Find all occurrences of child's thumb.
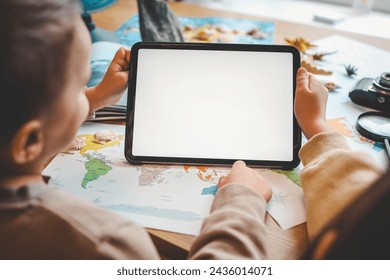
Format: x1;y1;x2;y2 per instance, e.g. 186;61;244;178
296;67;309;91
218;176;227;188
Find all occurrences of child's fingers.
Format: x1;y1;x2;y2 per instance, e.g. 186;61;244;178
232;160;246;169
218;176;227;187
125;48;131;63
112;47;130;71
296;67;309;93
228;160;247;177
219;161;247;187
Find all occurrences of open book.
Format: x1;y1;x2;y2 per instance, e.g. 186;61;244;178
87;41;128;121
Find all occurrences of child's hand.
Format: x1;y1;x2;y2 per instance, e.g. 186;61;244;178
218;161;272;202
86;47;131;112
294;67;332;139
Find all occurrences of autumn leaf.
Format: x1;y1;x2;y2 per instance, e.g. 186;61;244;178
312;51;337;61
285;37;317;53
302;60;332;75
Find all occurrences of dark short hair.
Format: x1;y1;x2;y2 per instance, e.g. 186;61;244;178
0;0;81;145
304;168;390;259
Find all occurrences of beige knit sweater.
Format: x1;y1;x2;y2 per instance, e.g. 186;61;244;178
299;132;384;239
0;181;268;259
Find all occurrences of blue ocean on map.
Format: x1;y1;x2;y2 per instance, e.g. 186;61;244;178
115;15;274;47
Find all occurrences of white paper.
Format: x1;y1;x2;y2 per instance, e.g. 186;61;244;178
262;170;306;230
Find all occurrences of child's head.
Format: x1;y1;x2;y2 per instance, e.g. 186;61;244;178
0;0;91;176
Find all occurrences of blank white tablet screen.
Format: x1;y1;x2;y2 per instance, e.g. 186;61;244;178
132;49;293;161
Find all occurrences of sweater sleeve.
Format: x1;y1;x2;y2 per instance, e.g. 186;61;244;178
188;184;268;260
299;132;384;239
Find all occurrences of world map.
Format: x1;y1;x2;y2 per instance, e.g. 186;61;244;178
73;133;220;198
43;123;306;234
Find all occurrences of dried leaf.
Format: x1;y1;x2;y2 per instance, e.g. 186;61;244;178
311;51;337;61
323;82;341;92
285;37;317;53
246;28;268;39
302;60;332;75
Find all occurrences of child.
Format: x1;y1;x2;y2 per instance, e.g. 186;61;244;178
202;68;388;260
293;67;387;259
202;68;388;259
2;0;385;261
0;0;272;259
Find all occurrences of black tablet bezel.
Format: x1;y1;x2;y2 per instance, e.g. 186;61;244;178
125;42;301;169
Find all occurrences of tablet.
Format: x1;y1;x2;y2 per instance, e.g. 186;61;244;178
125;42;301;169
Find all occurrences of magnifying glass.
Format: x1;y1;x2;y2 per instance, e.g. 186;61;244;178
356;112;390;161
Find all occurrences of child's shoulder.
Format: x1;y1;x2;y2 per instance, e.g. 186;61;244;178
0;183;159;259
33;182;147;238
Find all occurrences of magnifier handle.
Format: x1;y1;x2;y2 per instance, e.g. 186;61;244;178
385;139;390;164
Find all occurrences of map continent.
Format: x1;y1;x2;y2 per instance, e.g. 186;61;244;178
79;134;124;155
72;133;124;188
82;157;112;188
139;165;169;186
327;117;383;152
201;185;218;196
273;170;301;187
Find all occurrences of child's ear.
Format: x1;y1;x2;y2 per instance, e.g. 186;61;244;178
11;120;44;165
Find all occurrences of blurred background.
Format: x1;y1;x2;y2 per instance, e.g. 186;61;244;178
85;0;389;50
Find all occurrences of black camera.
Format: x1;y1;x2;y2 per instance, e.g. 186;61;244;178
349;72;390;115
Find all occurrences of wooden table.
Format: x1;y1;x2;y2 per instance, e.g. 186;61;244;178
91;0;309;259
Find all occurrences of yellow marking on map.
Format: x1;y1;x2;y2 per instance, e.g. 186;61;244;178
79;134;124;155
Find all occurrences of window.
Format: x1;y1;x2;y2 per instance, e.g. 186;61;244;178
304;0;390;13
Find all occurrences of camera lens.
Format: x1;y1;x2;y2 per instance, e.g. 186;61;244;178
379;72;390;88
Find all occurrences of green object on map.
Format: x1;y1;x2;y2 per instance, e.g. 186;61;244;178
273;169;301;187
82;158;113;188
